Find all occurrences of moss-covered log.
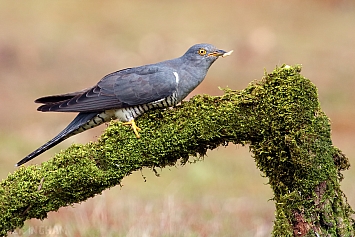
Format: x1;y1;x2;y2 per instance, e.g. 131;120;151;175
0;65;354;236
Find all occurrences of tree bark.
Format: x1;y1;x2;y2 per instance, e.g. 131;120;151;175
0;65;353;236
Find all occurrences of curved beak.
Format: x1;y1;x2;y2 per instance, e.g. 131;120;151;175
208;49;233;58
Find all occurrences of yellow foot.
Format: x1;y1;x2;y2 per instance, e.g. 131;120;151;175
122;119;141;138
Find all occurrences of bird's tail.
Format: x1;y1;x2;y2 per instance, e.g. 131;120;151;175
16;112;99;167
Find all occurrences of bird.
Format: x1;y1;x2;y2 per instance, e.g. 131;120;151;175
16;43;232;166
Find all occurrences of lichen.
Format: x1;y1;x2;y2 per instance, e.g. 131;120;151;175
0;65;353;236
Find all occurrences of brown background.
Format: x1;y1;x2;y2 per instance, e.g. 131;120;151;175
1;1;354;236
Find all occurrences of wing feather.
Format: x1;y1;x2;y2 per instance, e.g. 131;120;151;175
34;90;87;104
37;65;178;112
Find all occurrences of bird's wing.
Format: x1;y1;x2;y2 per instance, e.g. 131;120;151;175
37;66;178;112
35;89;87;104
112;66;177;105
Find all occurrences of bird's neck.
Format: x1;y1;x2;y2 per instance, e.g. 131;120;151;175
175;63;211;100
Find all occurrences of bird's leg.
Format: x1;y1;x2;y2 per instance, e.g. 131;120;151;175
122;119;141;138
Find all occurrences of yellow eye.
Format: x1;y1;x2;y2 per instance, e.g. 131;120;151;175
198;48;207;56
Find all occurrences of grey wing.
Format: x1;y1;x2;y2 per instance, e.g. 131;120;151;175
37;66;178;112
35;89;88;104
112;67;177;106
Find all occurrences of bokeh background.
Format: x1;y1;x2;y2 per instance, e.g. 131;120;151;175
1;1;355;236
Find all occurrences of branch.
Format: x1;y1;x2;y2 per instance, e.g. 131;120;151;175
1;65;354;236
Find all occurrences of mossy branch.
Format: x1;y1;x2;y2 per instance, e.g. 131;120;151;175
1;65;354;236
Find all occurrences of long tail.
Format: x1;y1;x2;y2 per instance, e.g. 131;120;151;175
16;112;99;167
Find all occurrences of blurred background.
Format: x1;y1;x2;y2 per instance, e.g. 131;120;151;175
1;0;354;236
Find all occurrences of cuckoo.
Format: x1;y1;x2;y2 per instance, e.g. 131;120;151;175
16;43;232;166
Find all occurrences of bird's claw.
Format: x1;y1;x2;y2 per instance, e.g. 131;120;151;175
122;120;141;138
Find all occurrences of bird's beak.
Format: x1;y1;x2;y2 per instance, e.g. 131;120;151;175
208;49;233;58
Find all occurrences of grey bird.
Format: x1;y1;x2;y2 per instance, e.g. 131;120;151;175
16;43;232;166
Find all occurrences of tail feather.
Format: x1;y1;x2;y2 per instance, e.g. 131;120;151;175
16;112;98;166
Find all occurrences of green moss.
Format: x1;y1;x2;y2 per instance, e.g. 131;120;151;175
0;65;353;236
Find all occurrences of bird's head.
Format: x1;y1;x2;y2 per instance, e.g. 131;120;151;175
181;43;232;68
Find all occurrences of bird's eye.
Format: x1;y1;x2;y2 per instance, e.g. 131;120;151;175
198;48;207;56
